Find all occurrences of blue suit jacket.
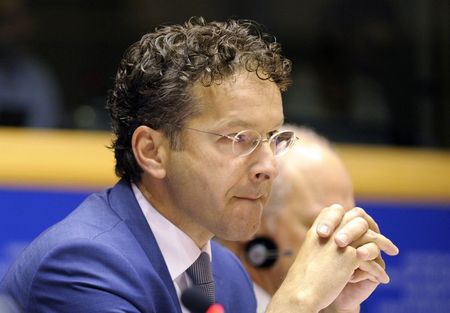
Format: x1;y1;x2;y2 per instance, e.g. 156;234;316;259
0;180;256;312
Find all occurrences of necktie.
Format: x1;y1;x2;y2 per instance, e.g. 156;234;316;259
186;252;215;305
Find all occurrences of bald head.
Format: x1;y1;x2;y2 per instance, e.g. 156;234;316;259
265;127;354;229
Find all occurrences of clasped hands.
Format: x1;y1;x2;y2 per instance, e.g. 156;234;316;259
267;204;399;313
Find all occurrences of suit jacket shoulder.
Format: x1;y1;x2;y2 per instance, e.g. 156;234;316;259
0;180;256;313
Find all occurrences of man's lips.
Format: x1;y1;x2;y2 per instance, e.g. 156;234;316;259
235;195;264;201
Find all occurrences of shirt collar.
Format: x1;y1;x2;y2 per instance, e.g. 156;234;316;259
132;183;212;280
253;283;271;313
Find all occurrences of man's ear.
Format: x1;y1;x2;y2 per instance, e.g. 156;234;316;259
132;125;168;179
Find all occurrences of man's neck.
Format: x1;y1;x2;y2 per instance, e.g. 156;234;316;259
136;179;213;248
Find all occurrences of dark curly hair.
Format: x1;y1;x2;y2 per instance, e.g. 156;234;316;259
107;16;292;183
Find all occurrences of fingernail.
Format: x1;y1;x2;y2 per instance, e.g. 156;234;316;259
379;274;390;284
336;233;349;246
387;245;399;256
318;224;330;235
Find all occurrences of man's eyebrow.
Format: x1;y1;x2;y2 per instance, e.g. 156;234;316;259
212;118;285;131
211;119;254;130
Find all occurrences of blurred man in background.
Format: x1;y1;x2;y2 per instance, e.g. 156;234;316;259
223;125;360;312
0;0;62;127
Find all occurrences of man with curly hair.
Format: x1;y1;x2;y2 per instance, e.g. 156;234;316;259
1;17;398;313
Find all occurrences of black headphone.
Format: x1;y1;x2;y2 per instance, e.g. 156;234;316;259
244;236;293;268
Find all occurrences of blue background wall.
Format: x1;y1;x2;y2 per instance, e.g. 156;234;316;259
360;200;450;313
0;187;89;276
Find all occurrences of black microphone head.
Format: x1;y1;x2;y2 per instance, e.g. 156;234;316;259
181;286;211;313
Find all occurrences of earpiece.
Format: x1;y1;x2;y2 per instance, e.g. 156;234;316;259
244;236;293;268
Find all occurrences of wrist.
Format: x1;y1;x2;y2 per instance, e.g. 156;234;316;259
266;288;320;313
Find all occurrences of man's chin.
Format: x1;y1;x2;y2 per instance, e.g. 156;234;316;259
222;221;261;242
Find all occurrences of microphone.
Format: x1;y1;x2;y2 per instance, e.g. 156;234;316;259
181;286;225;313
245;236;293;268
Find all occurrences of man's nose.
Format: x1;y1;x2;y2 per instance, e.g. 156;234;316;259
249;141;279;183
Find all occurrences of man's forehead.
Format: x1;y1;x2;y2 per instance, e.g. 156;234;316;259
199;107;284;133
192;73;278;97
188;72;284;130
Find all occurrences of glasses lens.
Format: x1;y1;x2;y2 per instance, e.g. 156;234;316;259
232;130;261;156
271;131;296;156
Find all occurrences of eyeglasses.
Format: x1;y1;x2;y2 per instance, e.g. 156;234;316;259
183;127;299;157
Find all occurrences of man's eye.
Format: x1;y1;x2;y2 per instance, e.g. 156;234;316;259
268;130;278;138
233;133;248;143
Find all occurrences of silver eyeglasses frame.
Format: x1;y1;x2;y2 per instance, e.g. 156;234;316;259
182;126;299;157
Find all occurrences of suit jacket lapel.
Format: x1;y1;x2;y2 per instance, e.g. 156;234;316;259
108;179;181;313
